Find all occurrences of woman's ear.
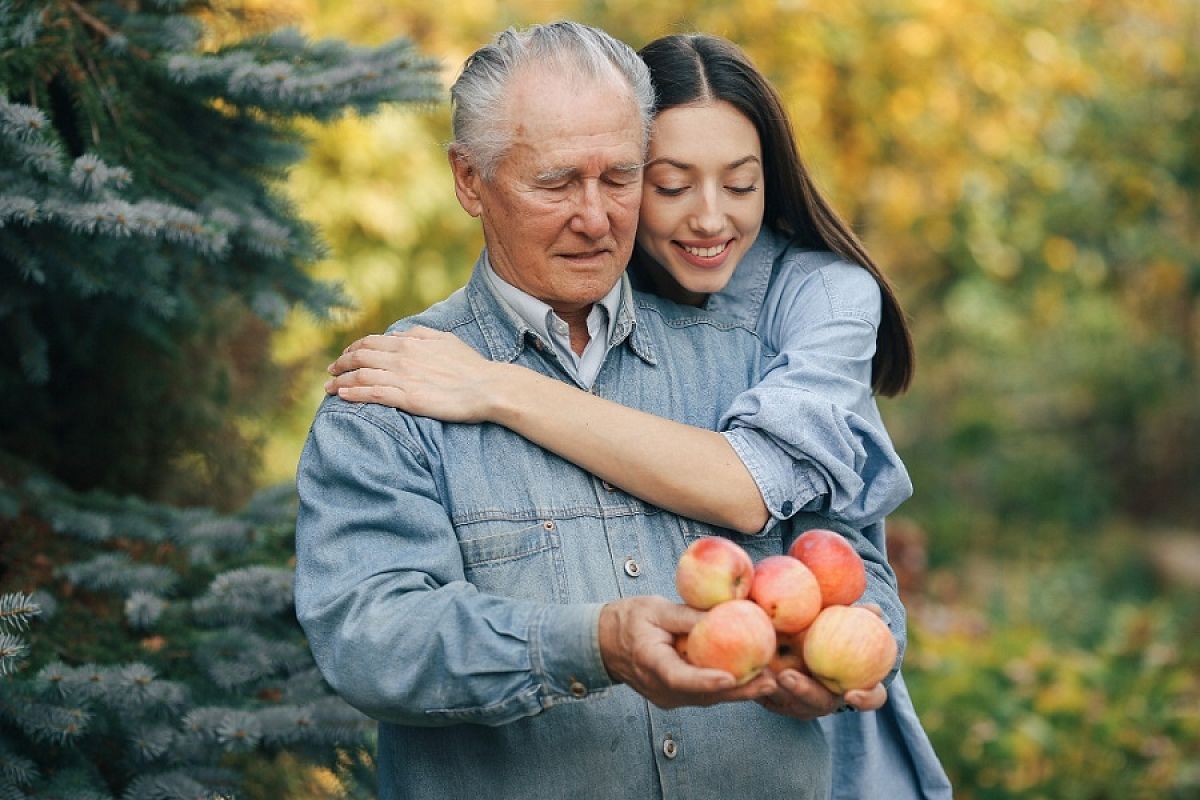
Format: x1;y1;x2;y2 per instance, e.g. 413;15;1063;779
448;147;483;218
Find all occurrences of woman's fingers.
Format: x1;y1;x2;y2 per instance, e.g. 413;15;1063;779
844;683;888;711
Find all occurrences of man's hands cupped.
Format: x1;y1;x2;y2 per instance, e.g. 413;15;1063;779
597;595;888;717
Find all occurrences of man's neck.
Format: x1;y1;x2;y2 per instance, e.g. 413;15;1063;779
553;305;593;355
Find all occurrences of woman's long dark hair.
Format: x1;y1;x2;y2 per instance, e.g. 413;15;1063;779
636;34;913;396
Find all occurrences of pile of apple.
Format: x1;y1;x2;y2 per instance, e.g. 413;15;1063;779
674;529;897;693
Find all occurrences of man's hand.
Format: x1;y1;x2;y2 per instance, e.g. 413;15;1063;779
598;596;776;709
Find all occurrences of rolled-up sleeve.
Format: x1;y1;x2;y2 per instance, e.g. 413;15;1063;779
720;260;912;531
294;401;611;727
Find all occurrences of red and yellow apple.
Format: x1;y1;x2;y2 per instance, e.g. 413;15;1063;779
802;605;897;693
675;536;754;610
748;555;822;633
682;599;777;685
788;529;867;607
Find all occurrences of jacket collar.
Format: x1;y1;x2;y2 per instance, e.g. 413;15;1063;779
703;226;789;327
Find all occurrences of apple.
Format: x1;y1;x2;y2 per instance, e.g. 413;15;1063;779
683;599;777;685
748;555;822;633
788;529;867;607
675;536;755;610
767;629;808;675
673;632;690;662
802;605;897;693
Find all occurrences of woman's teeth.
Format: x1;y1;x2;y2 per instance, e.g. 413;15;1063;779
682;242;728;258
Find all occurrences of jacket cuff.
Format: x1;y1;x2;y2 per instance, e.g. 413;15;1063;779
723;426;822;534
530;603;612;705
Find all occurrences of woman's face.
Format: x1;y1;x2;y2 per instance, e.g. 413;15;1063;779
636;100;765;305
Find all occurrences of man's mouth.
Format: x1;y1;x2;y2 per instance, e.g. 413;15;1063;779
560;249;609;260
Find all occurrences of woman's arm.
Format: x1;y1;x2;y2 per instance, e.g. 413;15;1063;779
327;327;770;533
718;258;912;529
327;256;910;534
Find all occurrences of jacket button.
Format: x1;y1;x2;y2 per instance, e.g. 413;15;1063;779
569;680;587;699
781;500;794;516
662;736;678;759
623;558;641;578
543;520;556;531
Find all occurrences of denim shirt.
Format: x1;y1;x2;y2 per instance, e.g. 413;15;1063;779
295;254;905;800
707;228;952;799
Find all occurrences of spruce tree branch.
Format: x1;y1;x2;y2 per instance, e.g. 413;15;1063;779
77;46;122;145
65;0;151;60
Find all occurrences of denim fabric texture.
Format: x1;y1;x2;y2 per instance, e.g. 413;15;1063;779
707;227;953;799
295;254;905;800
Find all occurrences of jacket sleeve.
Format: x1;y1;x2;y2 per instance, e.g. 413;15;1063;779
293;400;611;727
720;259;913;530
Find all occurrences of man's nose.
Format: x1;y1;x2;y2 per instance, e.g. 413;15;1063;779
569;181;611;239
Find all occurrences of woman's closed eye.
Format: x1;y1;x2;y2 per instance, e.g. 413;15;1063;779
653;183;759;197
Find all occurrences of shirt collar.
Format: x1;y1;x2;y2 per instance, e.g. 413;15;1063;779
483;256;623;356
465;250;657;367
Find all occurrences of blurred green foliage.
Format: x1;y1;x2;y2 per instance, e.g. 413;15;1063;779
905;530;1200;798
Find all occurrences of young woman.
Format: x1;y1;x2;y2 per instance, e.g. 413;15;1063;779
326;33;950;799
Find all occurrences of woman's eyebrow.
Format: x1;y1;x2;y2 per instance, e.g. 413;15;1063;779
644;155;761;170
644;157;692;170
727;155;761;169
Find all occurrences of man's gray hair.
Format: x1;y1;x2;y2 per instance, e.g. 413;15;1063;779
450;21;654;179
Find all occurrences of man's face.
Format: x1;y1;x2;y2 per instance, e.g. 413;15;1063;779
451;67;644;317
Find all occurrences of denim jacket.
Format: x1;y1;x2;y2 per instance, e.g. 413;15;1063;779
708;228;952;799
295;255;905;800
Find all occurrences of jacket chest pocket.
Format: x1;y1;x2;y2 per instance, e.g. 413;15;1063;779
456;518;570;604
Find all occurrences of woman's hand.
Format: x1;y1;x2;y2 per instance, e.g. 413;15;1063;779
325;326;503;422
756;602;890;719
756;670;887;720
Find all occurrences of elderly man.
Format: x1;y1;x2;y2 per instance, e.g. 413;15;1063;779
295;21;902;799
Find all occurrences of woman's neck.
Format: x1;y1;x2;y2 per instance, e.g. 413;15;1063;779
635;255;709;308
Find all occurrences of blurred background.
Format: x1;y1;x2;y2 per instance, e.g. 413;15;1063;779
1;0;1197;797
277;3;1200;792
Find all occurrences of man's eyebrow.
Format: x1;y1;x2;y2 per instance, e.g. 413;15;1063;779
534;166;577;183
535;162;644;183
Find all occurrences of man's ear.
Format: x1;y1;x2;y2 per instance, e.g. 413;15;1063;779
449;147;483;218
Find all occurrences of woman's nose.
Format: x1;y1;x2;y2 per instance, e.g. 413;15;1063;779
690;189;725;234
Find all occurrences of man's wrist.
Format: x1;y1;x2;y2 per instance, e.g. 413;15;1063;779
597;602;625;685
